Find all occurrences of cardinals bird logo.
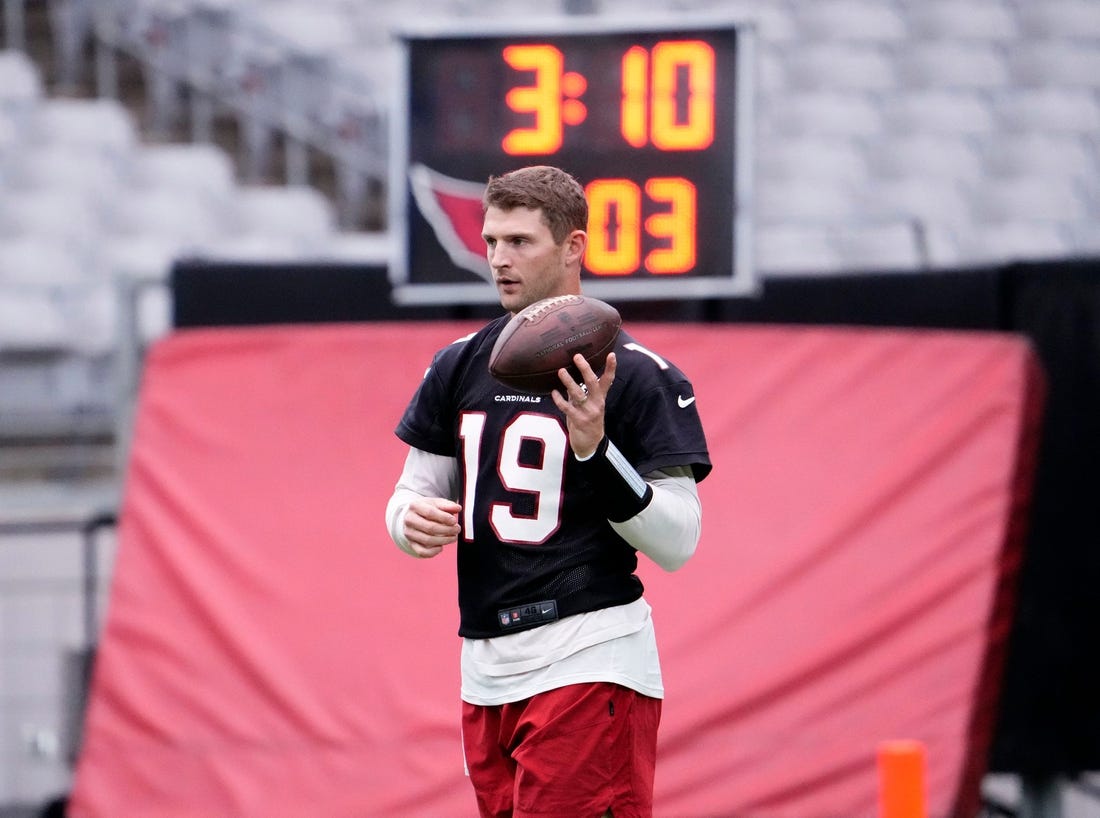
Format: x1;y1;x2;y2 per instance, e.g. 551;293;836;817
408;163;490;281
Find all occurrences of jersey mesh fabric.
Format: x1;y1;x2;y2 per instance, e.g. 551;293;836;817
395;319;710;638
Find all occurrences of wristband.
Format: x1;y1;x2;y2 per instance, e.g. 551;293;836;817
576;437;654;523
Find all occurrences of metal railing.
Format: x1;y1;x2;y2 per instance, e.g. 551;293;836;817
0;508;117;781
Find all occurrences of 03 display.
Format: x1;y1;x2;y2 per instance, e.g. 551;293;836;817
388;17;755;304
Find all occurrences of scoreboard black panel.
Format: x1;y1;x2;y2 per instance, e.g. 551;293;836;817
388;17;756;304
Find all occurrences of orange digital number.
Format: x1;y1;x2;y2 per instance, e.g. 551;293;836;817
620;46;649;149
644;177;697;272
502;45;565;155
651;40;714;150
584;177;696;276
619;40;715;151
585;179;641;275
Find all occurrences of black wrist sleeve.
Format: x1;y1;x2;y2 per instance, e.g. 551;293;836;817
575;437;654;523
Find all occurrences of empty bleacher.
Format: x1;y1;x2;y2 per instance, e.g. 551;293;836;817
6;0;1098;295
0;51;347;479
0;1;1094;507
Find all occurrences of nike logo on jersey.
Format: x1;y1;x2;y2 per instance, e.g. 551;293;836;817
677;395;696;408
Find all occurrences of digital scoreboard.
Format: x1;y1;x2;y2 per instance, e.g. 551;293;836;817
388;17;755;304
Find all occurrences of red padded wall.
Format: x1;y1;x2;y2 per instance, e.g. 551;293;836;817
70;323;1042;817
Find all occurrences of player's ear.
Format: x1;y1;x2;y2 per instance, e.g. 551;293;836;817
564;229;587;264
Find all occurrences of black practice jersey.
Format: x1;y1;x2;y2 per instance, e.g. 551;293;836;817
395;315;712;638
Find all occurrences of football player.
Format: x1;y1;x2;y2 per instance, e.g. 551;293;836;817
386;165;711;818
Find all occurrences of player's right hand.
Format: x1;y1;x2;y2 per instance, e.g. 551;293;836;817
403;498;462;558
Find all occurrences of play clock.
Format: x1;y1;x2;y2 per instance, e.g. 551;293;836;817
389;16;756;304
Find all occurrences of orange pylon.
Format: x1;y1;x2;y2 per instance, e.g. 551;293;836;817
877;739;928;818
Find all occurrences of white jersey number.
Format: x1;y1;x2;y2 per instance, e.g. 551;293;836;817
458;412;568;545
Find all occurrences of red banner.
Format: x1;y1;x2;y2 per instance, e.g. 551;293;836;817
70;323;1043;817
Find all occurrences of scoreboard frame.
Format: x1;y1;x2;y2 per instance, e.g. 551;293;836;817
387;15;757;304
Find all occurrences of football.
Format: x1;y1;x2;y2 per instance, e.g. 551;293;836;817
489;294;622;394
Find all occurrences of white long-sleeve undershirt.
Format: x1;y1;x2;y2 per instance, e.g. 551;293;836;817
385;445;702;571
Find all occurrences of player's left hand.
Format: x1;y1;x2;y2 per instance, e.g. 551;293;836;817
552;351;616;459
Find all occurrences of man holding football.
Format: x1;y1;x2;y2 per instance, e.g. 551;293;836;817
385;165;710;818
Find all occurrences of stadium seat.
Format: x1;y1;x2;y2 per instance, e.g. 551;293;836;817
0;237;91;286
57;281;118;355
757;136;869;184
346;0;407;52
895;41;1010;89
2;144;126;198
859;175;973;225
954;221;1074;265
993;88;1100;132
977;133;1098;181
1015;0;1100;38
865;134;984;182
760;90;884;136
0;47;40;94
757;178;863;223
0;235;108;356
755;224;842;275
0;290;72;351
0;189;103;254
103;187;233;247
195;233;322;261
789;0;907;42
320;230;391;263
880;90;997;134
778;42;897;91
968;175;1089;223
754;43;788;94
0;110;18;157
903;0;1018;40
0;48;42;127
833;221;925;272
28;97;137;158
127;142;237;198
727;0;798;43
231;185;336;246
261;1;356;55
98;234;187;283
1064;222;1100;256
1008;41;1100;88
624;0;794;42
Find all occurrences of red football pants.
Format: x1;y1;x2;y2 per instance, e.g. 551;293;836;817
461;682;661;818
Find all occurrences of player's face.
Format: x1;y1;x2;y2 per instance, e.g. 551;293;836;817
483;206;584;314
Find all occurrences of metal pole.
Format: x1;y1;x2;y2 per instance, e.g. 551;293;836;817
81;511;118;647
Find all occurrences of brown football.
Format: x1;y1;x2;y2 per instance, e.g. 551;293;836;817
489;294;622;394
